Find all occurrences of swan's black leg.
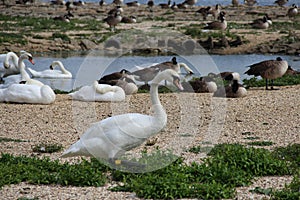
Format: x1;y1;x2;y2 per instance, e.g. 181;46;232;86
0;77;4;84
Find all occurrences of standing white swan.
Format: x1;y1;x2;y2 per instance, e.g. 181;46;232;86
61;69;184;167
0;52;56;104
69;81;126;102
28;60;72;78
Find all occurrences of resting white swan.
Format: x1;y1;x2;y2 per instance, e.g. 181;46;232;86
69;81;126;102
61;69;184;167
28;61;72;78
0;52;25;81
0;53;56;104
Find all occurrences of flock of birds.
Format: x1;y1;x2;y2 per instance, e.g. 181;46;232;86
0;48;298;167
1;0;299;166
47;0;299;32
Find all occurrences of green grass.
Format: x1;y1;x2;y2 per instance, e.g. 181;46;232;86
247;141;274;146
0;137;28;143
32;143;63;153
243;75;300;88
0;143;298;199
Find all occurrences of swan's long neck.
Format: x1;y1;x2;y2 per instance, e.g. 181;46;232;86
18;55;31;81
179;63;193;74
4;52;21;69
150;74;167;120
55;61;69;74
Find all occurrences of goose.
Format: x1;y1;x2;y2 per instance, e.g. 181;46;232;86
27;61;72;79
244;0;257;6
99;0;106;6
113;0;123;6
287;4;298;19
98;69;130;82
285;65;300;76
251;15;272;29
196;6;212;20
0;53;55;104
159;0;171;9
69;81;126;102
183;76;217;93
98;78;138;95
203;13;227;30
209;71;241;81
121;15;137;23
108;6;123;15
183;0;197;6
128;67;160;85
232;0;239;7
213;79;247;98
103;11;122;32
207;4;221;20
126;1;139;7
274;0;288;7
244;57;288;90
61;69;184;168
53;14;71;22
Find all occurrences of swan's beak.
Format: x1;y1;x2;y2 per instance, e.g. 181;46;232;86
173;78;184;91
28;57;35;65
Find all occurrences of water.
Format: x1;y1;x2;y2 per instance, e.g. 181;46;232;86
40;0;299;7
12;54;299;91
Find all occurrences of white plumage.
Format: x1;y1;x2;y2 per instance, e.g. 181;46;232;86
69;81;126;102
61;69;184;164
28;60;72;79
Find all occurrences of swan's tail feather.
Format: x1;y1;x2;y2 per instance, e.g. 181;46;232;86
60;140;90;158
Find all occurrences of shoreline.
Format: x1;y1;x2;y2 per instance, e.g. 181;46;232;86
0;2;299;55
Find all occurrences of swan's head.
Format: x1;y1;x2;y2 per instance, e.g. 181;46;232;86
179;62;194;74
50;61;62;70
153;69;184;91
20;52;35;65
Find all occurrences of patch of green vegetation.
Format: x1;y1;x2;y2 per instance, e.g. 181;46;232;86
32;143;63;153
241;131;254;135
228;22;250;29
111;144;293;199
53;89;72;94
244;136;260;140
0;154;108;188
271;172;300;200
243;75;300;88
52;32;70;42
188;145;213;154
250;186;273;195
0;137;27;143
0;143;298;199
268;21;300;32
247;141;274;146
0;32;27;45
271;143;300;170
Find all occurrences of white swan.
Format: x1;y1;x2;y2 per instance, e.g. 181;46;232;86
0;52;25;81
69;81;126;102
178;62;194;74
28;61;72;79
61;69;184;166
0;53;56;104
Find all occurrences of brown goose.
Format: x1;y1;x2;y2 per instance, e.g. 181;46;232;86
287;4;298;19
213;79;247;98
209;71;241;81
274;0;288;7
103;11;122;32
128;67;160;85
113;0;123;6
159;0;171;9
126;0;140;6
244;57;288;90
183;0;197;6
98;69;130;82
196;6;212;20
150;57;179;72
251;15;272;29
121;15;137;23
203;13;227;30
244;0;257;6
232;0;239;7
183;76;217;93
207;4;221;20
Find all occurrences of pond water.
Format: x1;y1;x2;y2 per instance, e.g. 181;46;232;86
14;53;300;91
41;0;299;7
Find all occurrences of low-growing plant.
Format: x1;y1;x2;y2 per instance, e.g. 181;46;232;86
271;172;300;200
0;137;28;143
32;143;63;153
243;75;300;88
247;141;274;146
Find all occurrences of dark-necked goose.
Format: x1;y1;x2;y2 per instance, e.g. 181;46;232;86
128;67;160;85
98;69;130;82
274;0;288;7
203;12;227;30
232;0;239;7
251;15;271;29
150;57;179;72
159;0;171;9
103;11;122;32
113;0;123;6
121;15;137;23
183;76;217;93
213;79;247;98
208;4;221;20
244;0;257;6
183;0;197;7
126;0;140;7
244;57;288;90
287;4;298;19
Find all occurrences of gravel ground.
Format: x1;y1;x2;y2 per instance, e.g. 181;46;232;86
0;85;299;199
